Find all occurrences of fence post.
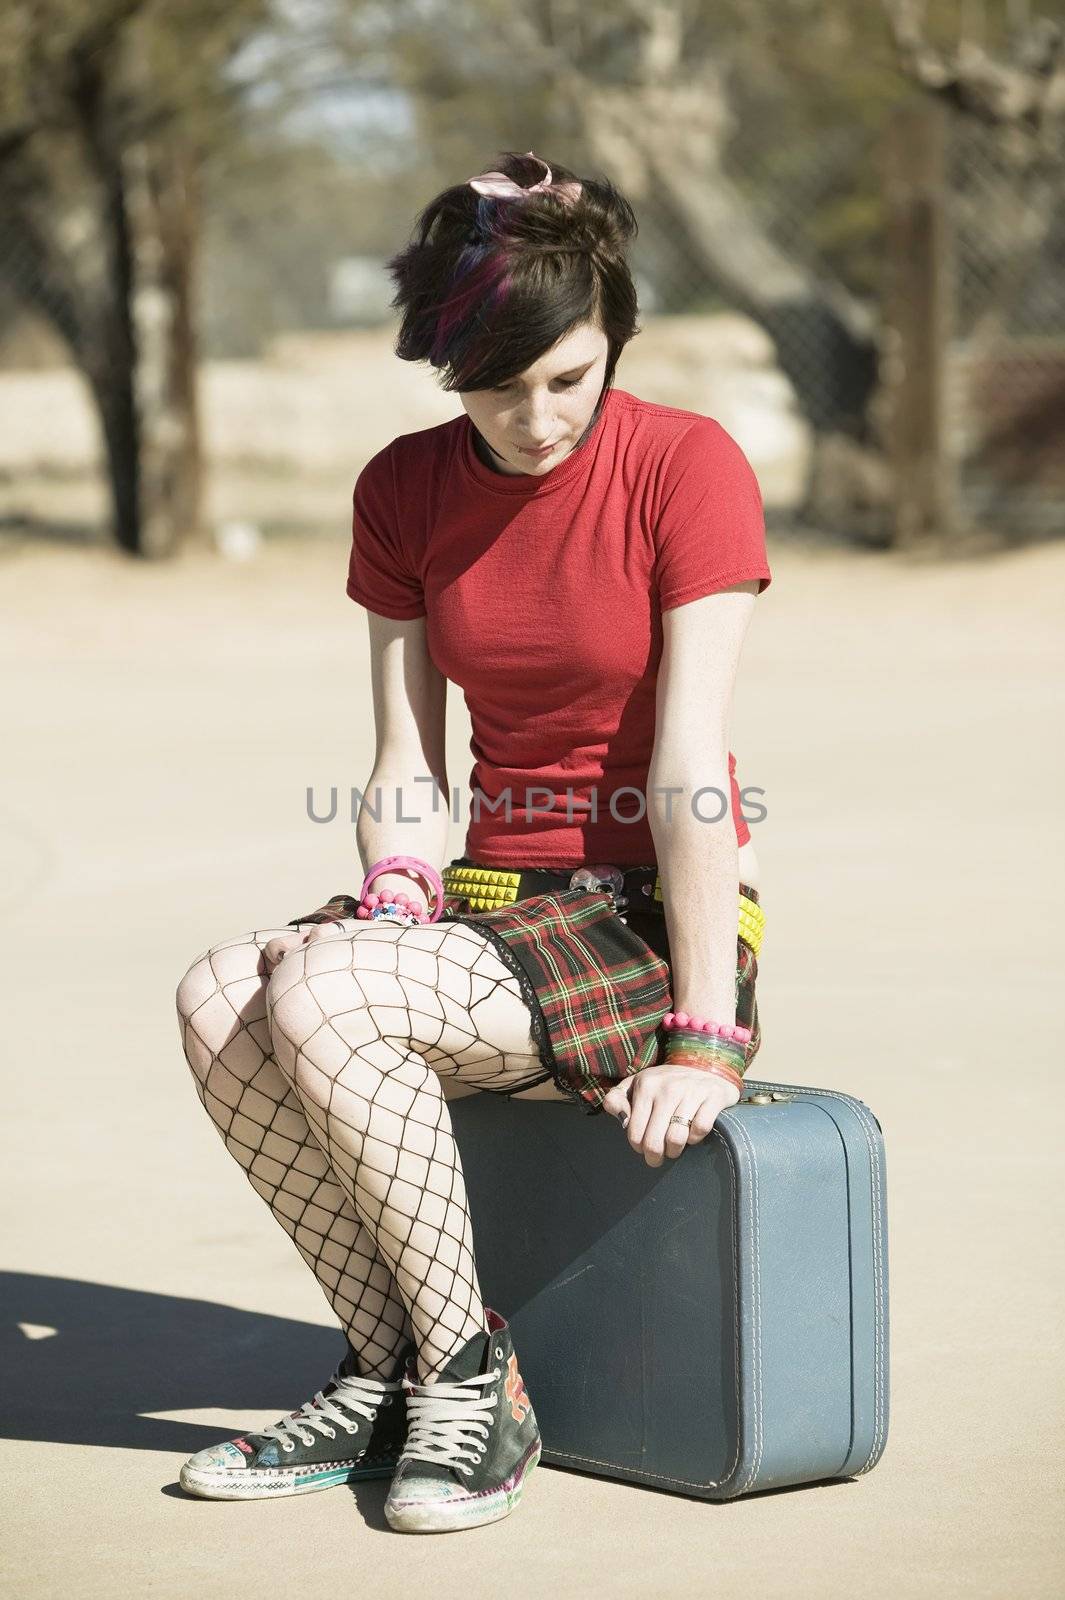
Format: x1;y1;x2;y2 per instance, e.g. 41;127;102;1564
882;97;957;549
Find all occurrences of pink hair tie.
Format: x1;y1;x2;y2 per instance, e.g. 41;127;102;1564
467;150;582;208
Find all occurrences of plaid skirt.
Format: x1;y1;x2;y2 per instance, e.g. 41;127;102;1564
439;876;762;1117
288;863;762;1118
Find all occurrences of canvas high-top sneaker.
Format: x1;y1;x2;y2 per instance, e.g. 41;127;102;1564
384;1308;541;1534
179;1340;413;1501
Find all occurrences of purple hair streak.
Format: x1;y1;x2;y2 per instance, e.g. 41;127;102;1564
430;236;513;370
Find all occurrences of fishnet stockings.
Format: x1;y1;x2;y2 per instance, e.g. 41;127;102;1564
176;917;549;1383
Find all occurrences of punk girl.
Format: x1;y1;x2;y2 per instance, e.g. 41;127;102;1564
174;149;771;1534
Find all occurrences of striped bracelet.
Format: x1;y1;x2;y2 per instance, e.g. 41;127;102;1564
666;1058;745;1094
662;1026;747;1086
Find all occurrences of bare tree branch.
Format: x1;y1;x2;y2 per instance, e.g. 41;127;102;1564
883;0;1065;147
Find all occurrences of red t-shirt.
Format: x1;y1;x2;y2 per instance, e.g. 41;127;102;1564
346;385;771;867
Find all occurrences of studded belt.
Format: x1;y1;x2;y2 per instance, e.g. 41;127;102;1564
441;860;765;957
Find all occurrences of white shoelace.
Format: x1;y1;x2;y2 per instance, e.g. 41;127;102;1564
401;1370;501;1475
258;1369;395;1452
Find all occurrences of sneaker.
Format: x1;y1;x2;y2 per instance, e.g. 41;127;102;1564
179;1340;413;1501
384;1308;542;1534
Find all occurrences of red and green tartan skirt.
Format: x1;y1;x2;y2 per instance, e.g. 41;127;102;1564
438;877;762;1117
288;863;763;1118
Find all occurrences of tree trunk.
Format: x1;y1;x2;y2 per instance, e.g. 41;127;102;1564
0;102;204;554
648;153;890;539
86;354;141;553
577;80;893;541
68;48;146;554
126;135;206;556
881;98;958;549
92;148;141;553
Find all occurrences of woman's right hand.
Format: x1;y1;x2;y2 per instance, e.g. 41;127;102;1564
265;872;433;972
263;918;362;973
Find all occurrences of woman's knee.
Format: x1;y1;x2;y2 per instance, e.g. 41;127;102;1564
175;931;264;1022
265;946;425;1104
175;947;216;1024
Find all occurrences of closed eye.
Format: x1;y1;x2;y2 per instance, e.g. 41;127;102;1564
493;375;583;393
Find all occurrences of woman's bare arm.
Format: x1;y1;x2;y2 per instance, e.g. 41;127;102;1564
646;579;759;1026
285;612;449;930
358;611;450;899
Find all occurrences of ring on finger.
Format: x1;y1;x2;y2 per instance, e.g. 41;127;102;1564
668;1114;693;1128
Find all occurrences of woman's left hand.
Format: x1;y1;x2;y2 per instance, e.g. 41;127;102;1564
600;1065;741;1168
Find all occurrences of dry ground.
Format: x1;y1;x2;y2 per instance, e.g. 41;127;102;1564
0;518;1063;1598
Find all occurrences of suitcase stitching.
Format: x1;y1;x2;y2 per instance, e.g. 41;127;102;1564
742;1079;887;1475
713;1130;747;1492
729;1117;765;1495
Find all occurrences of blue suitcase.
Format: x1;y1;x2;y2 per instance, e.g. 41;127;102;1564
450;1075;889;1499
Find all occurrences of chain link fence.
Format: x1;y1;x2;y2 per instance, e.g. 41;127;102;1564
948;116;1065;538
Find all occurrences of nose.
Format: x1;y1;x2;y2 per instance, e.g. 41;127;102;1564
515;393;556;445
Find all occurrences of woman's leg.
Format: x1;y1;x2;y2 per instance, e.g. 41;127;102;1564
175;926;416;1379
265;917;549;1384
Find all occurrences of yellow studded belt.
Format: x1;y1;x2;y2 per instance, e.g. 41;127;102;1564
441;862;765;957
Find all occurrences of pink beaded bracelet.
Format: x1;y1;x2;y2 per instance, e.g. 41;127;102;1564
358;855;444;924
662;1011;752;1044
356;890;430;925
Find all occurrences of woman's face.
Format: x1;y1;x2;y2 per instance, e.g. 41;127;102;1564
458;321;610;477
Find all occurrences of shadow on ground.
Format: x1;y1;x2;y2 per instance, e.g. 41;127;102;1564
1;1272;353;1455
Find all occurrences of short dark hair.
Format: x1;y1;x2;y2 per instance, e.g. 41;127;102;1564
386;150;640;393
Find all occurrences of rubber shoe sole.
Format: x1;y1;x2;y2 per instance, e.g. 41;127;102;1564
179;1446;400;1501
384;1439;541;1533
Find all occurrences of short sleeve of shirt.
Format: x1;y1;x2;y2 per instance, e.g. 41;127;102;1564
345;446;426;620
654;417;772;611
